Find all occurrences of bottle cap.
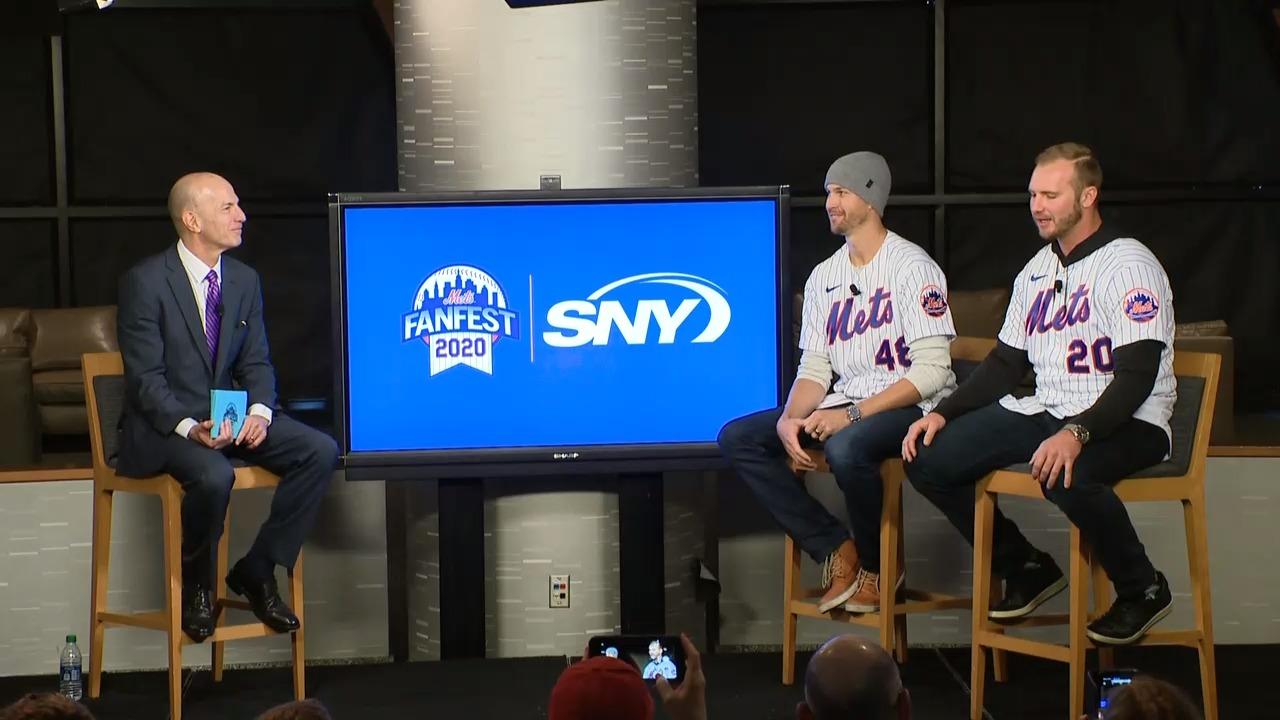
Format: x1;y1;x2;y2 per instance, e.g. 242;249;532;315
67;634;76;643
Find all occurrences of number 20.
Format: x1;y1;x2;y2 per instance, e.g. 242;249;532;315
1066;338;1114;374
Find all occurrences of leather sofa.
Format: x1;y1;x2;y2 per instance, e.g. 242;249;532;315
791;288;1236;444
0;306;118;465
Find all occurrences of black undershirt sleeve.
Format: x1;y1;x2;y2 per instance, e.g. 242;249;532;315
933;341;1032;421
1068;340;1163;441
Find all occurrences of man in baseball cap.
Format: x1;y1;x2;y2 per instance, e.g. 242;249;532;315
550;634;706;720
549;656;653;720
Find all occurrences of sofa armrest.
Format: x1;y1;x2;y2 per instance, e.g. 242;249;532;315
0;308;33;357
0;356;41;465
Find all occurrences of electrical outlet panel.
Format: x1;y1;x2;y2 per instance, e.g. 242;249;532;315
550;574;570;608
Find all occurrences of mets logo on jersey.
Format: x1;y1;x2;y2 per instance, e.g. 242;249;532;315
400;265;520;376
920;285;948;318
1122;288;1160;323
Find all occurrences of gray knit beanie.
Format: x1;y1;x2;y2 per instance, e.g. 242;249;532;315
823;151;892;217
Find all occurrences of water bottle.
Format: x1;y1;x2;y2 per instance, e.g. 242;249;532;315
59;634;83;701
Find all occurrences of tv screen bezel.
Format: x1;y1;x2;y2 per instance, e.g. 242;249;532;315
330;186;792;479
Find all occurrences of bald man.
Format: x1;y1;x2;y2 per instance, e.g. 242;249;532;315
798;635;910;720
116;173;337;642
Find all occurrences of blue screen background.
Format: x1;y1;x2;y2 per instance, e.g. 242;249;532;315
342;199;781;452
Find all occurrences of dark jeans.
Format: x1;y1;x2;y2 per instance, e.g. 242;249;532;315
904;402;1169;599
156;415;339;588
718;405;923;572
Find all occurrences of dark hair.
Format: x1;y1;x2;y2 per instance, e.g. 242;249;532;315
1105;676;1202;720
256;699;334;720
0;693;96;720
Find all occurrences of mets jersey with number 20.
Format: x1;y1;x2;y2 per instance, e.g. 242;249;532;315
996;233;1177;442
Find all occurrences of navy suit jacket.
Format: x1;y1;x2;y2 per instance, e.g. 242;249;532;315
116;245;277;477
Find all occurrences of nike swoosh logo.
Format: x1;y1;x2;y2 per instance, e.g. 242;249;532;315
1030;274;1047;282
825;285;841;292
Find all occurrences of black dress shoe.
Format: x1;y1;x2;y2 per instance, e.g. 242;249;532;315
1087;571;1173;645
226;563;300;633
989;551;1067;620
182;587;216;643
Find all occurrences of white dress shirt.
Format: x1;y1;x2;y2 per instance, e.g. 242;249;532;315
173;240;272;439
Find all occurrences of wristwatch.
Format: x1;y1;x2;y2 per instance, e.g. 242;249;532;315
846;404;863;424
1062;423;1090;445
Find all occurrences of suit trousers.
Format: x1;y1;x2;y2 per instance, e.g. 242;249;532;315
155;415;338;588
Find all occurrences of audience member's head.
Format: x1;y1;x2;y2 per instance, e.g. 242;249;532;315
549;656;653;720
1103;675;1202;720
0;693;96;720
256;698;333;720
797;635;909;720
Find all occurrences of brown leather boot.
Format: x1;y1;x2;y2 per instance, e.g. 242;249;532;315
844;567;906;614
817;539;861;613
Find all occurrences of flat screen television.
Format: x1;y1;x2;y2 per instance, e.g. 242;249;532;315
331;187;790;478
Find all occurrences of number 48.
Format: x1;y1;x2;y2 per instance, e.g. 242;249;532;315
875;336;912;372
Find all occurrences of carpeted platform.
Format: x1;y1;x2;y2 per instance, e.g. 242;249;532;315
1;645;1274;719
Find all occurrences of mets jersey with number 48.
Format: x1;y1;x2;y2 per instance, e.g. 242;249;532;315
799;231;957;411
996;231;1177;442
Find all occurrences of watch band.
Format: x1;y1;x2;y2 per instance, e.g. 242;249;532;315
1063;423;1090;445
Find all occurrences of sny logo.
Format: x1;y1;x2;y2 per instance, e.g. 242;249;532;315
402;265;520;376
542;272;731;348
1122;288;1159;323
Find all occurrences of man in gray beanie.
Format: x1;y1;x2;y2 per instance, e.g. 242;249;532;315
823;151;892;220
719;151;957;614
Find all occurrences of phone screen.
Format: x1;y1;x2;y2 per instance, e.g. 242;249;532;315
587;635;685;684
1096;670;1136;718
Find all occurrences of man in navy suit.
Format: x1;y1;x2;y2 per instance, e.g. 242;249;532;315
116;172;338;642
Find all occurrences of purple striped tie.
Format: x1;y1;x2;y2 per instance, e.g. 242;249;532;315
205;269;221;363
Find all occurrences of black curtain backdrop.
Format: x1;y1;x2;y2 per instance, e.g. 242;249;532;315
2;1;1278;418
947;0;1280;190
0;37;54;205
63;8;396;204
698;1;933;194
0;221;57;308
700;0;1280;414
45;6;395;409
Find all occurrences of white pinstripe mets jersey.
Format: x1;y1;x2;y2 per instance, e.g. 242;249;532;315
997;235;1177;442
799;231;957;411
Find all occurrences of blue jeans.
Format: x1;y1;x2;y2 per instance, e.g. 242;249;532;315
904;402;1167;599
718;405;923;571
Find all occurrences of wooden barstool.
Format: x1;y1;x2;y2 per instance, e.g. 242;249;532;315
968;351;1221;720
83;351;307;720
780;337;1008;684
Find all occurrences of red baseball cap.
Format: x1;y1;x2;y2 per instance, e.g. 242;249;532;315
549;656;653;720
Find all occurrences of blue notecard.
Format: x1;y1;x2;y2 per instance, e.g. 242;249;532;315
210;389;248;440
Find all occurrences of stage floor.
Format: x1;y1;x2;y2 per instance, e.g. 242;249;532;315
1;645;1272;719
